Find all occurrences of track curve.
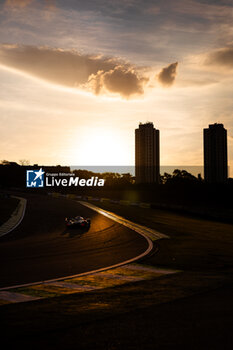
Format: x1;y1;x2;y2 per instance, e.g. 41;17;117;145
0;193;149;288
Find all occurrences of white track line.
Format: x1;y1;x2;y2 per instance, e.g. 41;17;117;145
0;238;153;291
79;201;168;240
0;196;27;238
0;199;167;292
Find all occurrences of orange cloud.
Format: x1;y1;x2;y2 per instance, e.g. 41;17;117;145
204;47;233;69
0;44;148;98
87;66;148;98
4;0;55;9
157;62;178;87
4;0;33;7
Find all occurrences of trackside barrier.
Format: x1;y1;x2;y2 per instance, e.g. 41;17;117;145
100;198;110;203
47;193;151;208
66;194;76;199
139;202;151;208
51;192;60;198
110;199;120;204
119;200;130;206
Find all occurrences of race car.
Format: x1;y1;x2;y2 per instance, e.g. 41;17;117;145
65;216;91;229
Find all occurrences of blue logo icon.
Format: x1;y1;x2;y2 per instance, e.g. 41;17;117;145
26;168;45;188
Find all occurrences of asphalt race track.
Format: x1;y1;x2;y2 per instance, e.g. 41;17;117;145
0;193;148;288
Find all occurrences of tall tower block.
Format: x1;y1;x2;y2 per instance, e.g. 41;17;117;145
204;123;228;183
135;122;160;184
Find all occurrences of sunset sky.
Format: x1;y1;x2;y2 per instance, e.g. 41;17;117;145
0;0;233;174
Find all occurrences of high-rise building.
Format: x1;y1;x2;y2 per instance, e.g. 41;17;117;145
135;122;160;184
204;123;228;183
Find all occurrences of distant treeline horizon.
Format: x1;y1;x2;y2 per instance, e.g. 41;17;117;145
0;160;205;187
0;160;232;191
0;160;232;186
1;160;233;223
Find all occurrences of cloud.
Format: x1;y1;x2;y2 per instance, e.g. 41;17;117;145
87;66;148;98
0;44;148;98
204;47;233;69
4;0;33;7
172;0;233;20
157;62;178;87
4;0;55;8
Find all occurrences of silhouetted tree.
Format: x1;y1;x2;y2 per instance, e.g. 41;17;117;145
19;159;30;166
161;169;199;185
1;160;10;165
160;172;172;184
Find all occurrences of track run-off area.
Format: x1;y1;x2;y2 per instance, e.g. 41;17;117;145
0;193;177;304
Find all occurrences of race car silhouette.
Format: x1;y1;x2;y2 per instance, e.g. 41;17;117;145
65;216;91;229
